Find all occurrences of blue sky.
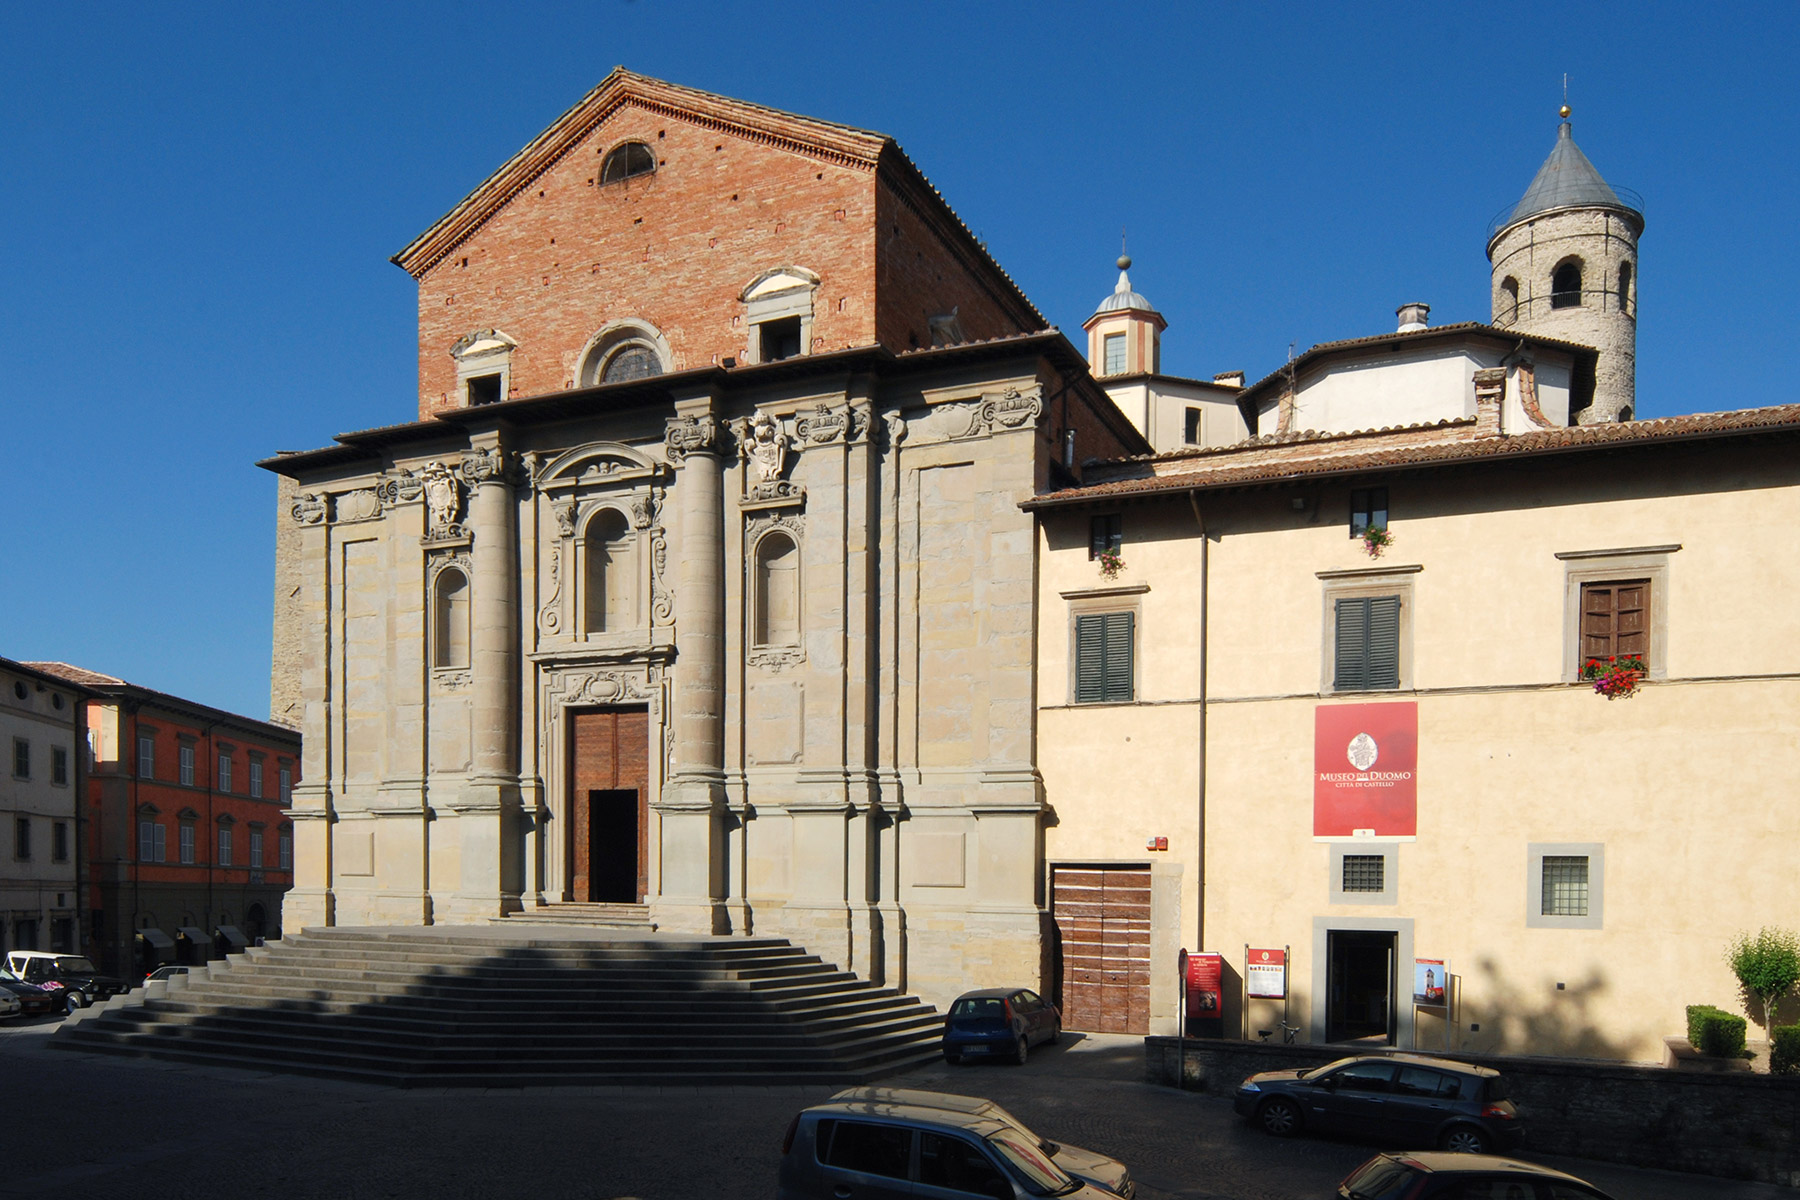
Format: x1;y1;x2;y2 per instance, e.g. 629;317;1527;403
3;2;1795;720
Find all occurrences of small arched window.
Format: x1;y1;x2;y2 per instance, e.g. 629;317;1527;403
602;344;662;383
1618;261;1633;315
754;533;800;647
1551;261;1583;309
433;569;470;668
1498;276;1520;325
600;142;655;185
584;509;635;634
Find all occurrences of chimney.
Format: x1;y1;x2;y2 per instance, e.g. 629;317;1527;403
1396;302;1431;333
1212;370;1246;388
1472;367;1507;438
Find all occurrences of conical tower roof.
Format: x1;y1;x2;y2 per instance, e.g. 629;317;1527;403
1503;121;1641;230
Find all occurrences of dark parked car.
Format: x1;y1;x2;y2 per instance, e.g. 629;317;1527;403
0;976;57;1017
830;1087;1133;1197
778;1095;1121;1200
942;988;1061;1065
1235;1054;1523;1153
3;951;130;1014
1336;1151;1615;1199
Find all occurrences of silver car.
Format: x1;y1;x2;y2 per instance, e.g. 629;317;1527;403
829;1088;1132;1198
779;1097;1125;1200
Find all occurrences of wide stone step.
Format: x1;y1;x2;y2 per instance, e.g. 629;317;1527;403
55;927;939;1086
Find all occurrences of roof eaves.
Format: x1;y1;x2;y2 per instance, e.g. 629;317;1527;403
1236;324;1598;403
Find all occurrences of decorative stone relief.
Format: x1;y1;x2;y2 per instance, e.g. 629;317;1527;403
649;531;674;625
849;403;874;444
538;545;563;635
420;461;467;544
429;550;472;579
885;413;908;449
985;385;1044;430
290;493;326;525
630;490;662;530
546;667;662;711
552;499;578;537
459;447;506;484
433;670;472;692
376;468;425;506
738;410;804;507
336;489;382;524
747;646;806;672
664;414;725;461
794;402;847;444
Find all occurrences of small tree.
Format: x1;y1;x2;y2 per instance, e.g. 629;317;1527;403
1727;927;1800;1035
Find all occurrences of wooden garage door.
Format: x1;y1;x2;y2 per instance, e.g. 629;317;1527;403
1052;864;1151;1034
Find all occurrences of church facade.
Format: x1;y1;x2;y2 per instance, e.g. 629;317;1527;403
264;71;1143;1003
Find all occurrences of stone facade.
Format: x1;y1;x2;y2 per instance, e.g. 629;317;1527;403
265;71;1144;1008
0;659;86;957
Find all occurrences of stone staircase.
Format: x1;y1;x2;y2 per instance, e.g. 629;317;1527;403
495;902;656;930
52;927;943;1087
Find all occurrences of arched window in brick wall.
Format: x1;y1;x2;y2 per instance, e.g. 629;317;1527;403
600;142;655;185
433;569;470;668
1551;260;1583;309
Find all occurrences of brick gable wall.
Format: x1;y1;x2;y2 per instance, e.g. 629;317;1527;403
413;102;880;419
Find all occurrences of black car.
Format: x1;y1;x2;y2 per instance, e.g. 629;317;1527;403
3;951;130;1014
1234;1053;1523;1153
1336;1151;1615;1199
941;987;1061;1065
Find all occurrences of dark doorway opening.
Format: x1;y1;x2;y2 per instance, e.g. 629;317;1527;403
568;708;648;903
589;788;640;903
1327;929;1396;1044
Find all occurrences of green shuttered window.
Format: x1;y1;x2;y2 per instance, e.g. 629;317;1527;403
1075;612;1135;703
1334;596;1401;690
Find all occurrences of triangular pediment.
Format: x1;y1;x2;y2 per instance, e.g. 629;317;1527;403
392;69;893;278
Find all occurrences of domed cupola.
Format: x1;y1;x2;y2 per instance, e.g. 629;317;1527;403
1487;107;1644;423
1083;255;1166;378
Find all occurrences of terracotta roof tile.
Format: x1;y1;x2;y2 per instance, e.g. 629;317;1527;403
1027;404;1800;509
21;661;125;687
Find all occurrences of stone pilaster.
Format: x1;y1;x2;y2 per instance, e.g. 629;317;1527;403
653;398;730;933
286;489;334;927
445;440;523;920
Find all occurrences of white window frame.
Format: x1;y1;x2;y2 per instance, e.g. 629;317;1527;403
179;744;195;787
218;825;233;868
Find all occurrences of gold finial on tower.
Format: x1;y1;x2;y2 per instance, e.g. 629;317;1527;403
1560;74;1570;121
1560;103;1571;120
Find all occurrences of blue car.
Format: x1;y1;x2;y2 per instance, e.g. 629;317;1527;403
942;987;1061;1065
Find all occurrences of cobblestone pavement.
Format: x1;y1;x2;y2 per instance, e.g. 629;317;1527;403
1;1017;1788;1200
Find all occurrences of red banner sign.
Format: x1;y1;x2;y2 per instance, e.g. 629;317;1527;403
1314;702;1418;837
1185;952;1223;1015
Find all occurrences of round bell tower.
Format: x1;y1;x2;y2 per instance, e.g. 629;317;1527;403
1487;107;1644;423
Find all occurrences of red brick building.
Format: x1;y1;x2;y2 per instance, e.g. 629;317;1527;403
28;664;300;978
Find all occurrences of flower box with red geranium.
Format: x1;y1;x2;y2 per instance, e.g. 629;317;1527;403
1361;525;1394;559
1097;549;1125;580
1580;654;1648;699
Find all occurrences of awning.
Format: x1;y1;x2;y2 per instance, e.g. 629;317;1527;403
216;925;249;951
177;926;208;944
135;928;175;949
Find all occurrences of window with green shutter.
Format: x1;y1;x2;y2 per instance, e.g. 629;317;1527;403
1334;595;1401;690
1074;611;1135;703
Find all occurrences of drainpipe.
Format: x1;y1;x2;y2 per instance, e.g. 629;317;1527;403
1187;492;1208;953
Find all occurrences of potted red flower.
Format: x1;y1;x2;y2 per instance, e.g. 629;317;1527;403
1580;654;1648;699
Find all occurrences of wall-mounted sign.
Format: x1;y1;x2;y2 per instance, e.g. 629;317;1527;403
1413;958;1447;1007
1246;947;1286;999
1314;701;1418;837
1186;952;1223;1015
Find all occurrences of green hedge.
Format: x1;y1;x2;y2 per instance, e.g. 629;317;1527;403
1686;1005;1747;1057
1772;1025;1800;1075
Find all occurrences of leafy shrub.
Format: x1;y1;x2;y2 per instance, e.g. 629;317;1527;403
1771;1025;1800;1076
1685;1005;1747;1057
1727;927;1800;1033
